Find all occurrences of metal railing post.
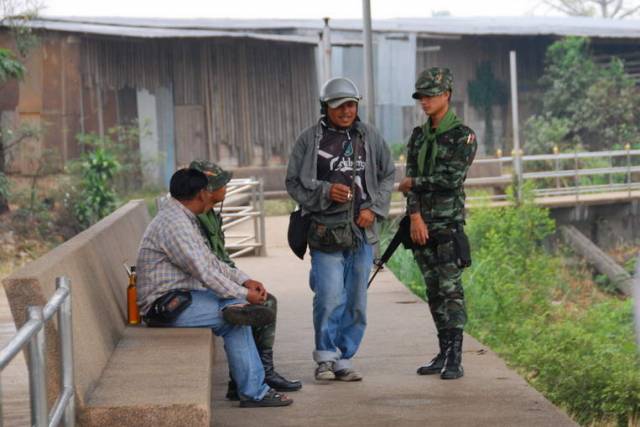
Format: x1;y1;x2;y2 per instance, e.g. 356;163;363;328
553;146;560;189
626;143;632;197
0;375;3;427
608;150;613;190
57;277;75;427
258;179;266;257
250;177;259;256
509;51;523;202
27;306;47;427
574;147;580;203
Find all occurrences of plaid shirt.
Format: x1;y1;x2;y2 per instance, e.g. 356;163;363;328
136;197;249;314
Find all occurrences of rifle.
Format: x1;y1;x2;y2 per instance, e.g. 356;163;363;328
367;215;414;288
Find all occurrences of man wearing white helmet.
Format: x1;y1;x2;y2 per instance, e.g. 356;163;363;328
286;77;395;381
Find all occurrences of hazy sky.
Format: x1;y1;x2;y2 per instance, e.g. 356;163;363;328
42;0;558;19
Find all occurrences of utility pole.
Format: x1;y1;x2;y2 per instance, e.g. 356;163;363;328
362;0;375;125
635;256;640;349
322;17;332;82
509;50;522;202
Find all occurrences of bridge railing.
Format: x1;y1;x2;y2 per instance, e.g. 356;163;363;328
0;277;75;427
390;147;640;212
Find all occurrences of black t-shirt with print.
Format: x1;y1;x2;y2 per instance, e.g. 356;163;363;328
316;124;369;216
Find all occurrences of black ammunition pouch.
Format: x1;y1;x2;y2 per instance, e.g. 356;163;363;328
144;290;192;326
307;216;355;253
452;230;472;268
430;227;472;268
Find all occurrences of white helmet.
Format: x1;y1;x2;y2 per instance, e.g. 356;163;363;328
320;77;361;108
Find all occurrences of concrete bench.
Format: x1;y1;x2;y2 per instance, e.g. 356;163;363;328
3;200;214;426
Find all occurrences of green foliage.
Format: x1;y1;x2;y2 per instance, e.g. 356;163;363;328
388;143;407;161
384;186;640;425
0;48;25;83
0;172;9;201
68;139;120;228
525;37;640;154
380;218;426;300
467;62;508;153
76;125;145;194
264;198;296;216
523;115;574;155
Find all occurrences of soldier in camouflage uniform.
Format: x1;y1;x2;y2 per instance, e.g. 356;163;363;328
190;160;302;397
398;68;477;380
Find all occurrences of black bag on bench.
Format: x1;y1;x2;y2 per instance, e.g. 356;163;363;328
144;290;192;326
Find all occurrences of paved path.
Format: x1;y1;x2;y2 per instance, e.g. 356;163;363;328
0;286;30;426
211;216;577;427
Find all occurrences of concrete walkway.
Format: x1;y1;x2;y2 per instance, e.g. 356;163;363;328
211;216;577;427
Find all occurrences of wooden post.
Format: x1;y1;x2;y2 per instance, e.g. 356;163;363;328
559;225;632;296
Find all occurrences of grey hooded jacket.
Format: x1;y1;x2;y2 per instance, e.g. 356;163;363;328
285;120;395;245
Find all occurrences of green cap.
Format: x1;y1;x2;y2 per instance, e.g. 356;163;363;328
189;160;232;191
412;67;453;99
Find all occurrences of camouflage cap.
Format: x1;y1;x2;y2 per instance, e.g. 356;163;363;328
412;67;453;99
189;160;232;191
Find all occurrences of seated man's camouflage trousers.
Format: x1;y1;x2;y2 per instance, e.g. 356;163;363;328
252;293;277;350
412;240;467;331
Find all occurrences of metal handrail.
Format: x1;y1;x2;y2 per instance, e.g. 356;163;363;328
223;178;266;257
390;147;640;210
0;277;75;427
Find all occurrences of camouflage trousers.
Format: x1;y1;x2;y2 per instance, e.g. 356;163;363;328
413;238;467;331
252;293;277;351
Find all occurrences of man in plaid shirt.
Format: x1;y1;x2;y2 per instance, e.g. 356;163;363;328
136;168;293;408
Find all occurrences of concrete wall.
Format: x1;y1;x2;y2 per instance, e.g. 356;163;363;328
550;199;640;249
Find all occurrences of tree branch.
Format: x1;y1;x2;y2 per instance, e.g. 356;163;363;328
3;131;36;151
618;4;640;17
611;0;625;16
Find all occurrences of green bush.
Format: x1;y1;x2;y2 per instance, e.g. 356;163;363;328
0;172;9;201
384;186;640;425
525;37;640;153
69;141;120;228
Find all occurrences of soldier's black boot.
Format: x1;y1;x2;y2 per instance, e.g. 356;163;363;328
260;349;302;392
417;332;449;375
441;329;464;380
226;378;239;401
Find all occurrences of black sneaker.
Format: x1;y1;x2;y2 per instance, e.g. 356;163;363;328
334;368;363;382
239;389;293;408
222;304;275;327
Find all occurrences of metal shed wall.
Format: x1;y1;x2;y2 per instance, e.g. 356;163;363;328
80;37;318;168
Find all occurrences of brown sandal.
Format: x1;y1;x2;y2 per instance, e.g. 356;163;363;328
239;389;293;408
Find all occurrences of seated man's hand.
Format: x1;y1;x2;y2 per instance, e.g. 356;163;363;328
356;208;375;228
398;177;413;193
329;183;351;203
246;288;267;305
243;279;267;303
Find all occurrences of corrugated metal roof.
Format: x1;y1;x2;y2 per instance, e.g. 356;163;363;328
10;17;320;44
14;16;640;40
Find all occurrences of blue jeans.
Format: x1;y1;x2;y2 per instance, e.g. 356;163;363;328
309;243;373;371
170;289;269;401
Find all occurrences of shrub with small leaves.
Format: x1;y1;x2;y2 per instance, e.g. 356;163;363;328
71;144;120;228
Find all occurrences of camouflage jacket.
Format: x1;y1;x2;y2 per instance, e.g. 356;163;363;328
405;123;477;229
197;209;236;268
